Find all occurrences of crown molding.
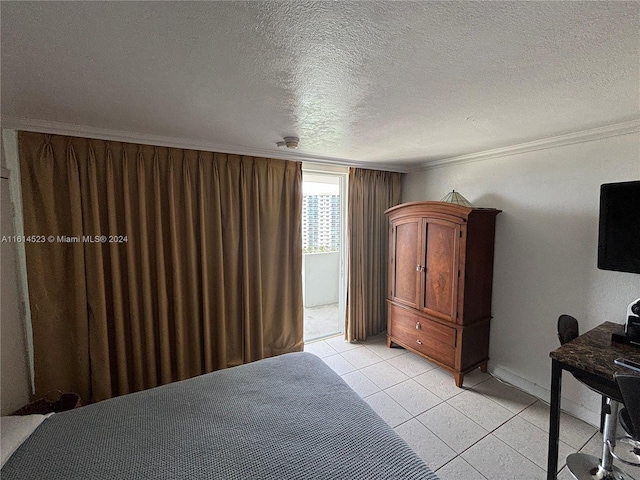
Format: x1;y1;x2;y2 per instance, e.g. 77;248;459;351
0;116;410;173
413;118;640;172
3;115;637;175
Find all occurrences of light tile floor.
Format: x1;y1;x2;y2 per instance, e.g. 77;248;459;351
304;332;640;480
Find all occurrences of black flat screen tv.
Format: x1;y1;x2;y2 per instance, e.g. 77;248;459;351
597;180;640;274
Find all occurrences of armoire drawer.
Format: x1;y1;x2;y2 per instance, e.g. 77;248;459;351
388;304;456;366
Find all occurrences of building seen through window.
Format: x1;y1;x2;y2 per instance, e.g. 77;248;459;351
302;182;340;253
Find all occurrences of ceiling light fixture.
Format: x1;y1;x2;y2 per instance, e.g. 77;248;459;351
277;136;299;149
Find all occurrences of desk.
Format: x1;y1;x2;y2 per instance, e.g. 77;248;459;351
547;322;640;480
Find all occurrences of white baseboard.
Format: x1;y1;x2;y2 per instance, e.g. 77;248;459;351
488;362;600;428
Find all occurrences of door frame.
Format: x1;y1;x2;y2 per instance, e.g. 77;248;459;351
301;166;348;338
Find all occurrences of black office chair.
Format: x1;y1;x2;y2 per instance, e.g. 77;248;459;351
558;315;628;480
558;314;579;345
608;374;640;468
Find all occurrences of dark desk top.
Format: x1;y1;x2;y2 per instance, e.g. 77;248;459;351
550;322;640;380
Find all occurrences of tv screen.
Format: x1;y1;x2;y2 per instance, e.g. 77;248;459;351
598;180;640;274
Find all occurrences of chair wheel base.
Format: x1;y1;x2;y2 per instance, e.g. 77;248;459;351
566;453;629;480
609;437;640;467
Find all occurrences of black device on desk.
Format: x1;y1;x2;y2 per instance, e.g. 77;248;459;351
625;299;640;340
612;298;640;346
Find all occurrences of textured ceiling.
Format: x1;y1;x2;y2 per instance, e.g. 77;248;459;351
1;1;639;170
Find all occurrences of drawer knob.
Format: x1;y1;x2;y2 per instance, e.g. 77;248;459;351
416;339;423;345
416;322;421;330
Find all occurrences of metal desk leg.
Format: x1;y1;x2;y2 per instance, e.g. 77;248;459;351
547;359;562;480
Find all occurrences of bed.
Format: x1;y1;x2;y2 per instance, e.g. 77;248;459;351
1;352;439;479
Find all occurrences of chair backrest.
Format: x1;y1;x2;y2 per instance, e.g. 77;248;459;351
558;314;579;345
616;374;640;440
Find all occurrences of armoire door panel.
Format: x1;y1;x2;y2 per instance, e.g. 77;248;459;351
423;220;459;322
391;220;421;308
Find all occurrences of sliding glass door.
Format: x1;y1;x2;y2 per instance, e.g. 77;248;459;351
301;170;347;342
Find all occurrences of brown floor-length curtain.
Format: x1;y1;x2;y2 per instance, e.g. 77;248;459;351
345;167;401;342
19;132;303;403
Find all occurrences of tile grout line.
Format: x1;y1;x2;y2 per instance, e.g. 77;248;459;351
434;456;490;480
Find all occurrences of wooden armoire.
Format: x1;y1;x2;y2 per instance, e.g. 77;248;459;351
385;201;501;387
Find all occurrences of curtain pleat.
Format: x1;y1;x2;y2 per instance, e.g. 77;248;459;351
345;167;401;342
19;132;303;403
18;135;89;400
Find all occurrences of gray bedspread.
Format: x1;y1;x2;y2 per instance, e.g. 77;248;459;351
2;352;438;479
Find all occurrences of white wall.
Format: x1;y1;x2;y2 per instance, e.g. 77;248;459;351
403;131;639;426
0;132;31;414
303;252;340;307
